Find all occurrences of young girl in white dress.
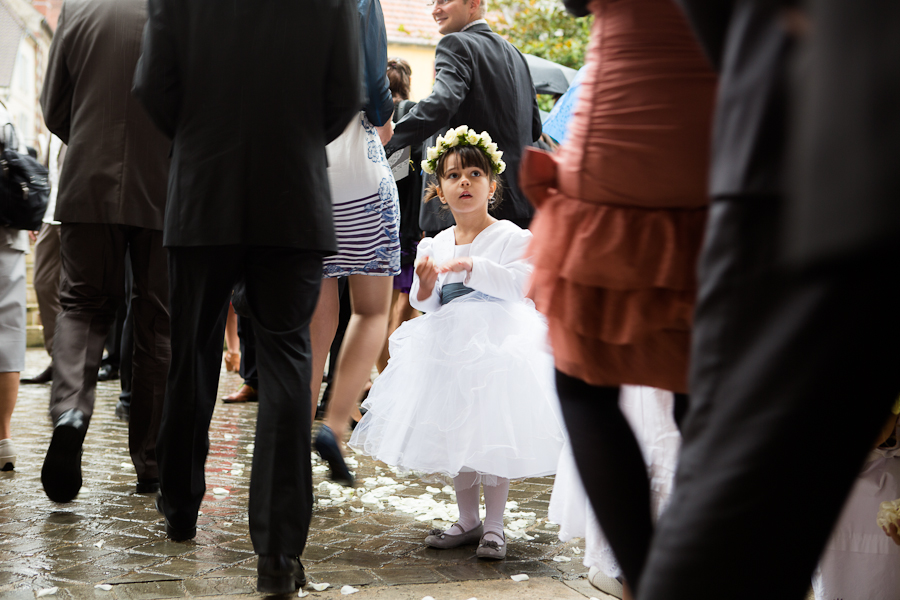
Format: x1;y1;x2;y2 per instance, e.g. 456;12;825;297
349;126;566;559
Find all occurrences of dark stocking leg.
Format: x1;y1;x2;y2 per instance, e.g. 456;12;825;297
556;370;652;589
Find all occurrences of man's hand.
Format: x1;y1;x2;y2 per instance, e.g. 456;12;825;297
415;256;439;302
29;230;39;244
376;119;394;146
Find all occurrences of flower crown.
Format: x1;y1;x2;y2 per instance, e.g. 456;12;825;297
421;125;506;176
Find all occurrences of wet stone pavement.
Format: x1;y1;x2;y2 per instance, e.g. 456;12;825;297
1;349;592;600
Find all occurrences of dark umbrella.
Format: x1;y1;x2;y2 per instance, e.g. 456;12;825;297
523;53;579;95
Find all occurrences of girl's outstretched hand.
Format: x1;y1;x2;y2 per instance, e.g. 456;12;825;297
437;257;473;274
415;256;440;302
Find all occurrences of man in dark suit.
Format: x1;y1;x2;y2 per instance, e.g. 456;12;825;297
39;0;171;503
383;0;541;228
636;2;900;599
133;0;361;593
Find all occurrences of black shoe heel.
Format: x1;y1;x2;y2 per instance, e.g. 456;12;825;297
314;425;354;487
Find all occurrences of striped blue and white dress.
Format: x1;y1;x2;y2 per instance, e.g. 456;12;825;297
323;113;401;278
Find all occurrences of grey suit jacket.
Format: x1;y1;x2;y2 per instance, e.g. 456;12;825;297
133;0;361;250
384;23;542;223
40;0;170;230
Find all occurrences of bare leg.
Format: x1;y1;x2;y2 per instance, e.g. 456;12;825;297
309;277;340;423
323;274;391;440
377;289;417;373
0;372;18;440
376;288;400;373
225;304;240;353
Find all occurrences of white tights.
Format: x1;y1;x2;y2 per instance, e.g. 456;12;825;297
452;471;509;544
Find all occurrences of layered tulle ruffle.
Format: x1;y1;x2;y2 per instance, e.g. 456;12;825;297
348;294;566;483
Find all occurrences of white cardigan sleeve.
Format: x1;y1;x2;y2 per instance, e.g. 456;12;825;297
465;227;533;301
409;237;443;313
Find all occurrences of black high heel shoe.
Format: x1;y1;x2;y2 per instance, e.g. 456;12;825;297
314;425;354;487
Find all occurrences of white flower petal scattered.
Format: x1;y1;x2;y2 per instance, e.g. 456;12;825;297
573;548;582;555
310;582;330;591
36;588;59;597
94;584;113;591
212;487;229;495
94;540;105;548
552;555;572;562
340;585;359;595
120;462;133;469
510;574;530;582
298;591;309;598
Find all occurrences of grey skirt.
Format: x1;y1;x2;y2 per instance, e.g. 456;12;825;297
0;246;26;372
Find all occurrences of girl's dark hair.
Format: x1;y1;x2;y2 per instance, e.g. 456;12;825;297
387;58;412;101
423;144;504;213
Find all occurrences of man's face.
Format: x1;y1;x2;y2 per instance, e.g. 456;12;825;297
432;0;478;35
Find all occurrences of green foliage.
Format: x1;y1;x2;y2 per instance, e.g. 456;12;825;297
487;0;593;71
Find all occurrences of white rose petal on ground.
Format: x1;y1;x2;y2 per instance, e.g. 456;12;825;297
573;548;582;554
212;488;229;496
552;556;572;562
310;582;330;591
93;540;104;548
298;591;309;598
120;462;133;469
340;585;359;595
94;584;113;591
510;574;530;582
36;588;59;597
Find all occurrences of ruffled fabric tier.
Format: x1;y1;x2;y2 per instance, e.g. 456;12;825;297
349;294;566;483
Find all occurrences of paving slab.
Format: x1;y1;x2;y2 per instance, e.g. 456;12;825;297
2;349;592;599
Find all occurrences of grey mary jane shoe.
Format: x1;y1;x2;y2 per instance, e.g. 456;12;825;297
424;523;484;549
475;531;507;560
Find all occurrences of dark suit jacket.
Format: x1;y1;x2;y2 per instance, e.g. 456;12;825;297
133;0;361;250
787;0;900;264
384;22;542;223
40;0;170;230
676;0;792;198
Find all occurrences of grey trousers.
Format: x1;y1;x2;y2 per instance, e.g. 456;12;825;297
32;223;61;357
50;223;170;480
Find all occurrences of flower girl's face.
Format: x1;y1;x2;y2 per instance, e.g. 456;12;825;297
437;154;497;218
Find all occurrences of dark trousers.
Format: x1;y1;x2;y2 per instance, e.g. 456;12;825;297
637;198;900;599
119;257;135;405
237;314;258;389
50;223;170;480
158;245;321;555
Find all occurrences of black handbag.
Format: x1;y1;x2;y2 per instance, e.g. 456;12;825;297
1;125;51;231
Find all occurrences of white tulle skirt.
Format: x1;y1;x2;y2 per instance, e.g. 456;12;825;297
348;293;566;484
549;386;681;578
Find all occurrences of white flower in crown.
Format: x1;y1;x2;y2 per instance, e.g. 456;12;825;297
421;159;434;174
481;131;493;144
465;130;480;145
486;142;498;154
426;146;440;160
454;125;470;137
446;134;460;147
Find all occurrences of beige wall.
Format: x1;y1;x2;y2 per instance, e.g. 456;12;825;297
387;43;436;102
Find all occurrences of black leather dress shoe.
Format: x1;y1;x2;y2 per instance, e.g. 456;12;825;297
154;493;197;541
97;364;119;382
313;425;354;487
21;363;53;384
41;409;89;503
136;478;159;494
257;554;306;594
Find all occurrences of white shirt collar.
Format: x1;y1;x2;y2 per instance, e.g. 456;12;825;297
461;18;488;32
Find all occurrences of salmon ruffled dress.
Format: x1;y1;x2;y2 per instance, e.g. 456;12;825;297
522;0;716;394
